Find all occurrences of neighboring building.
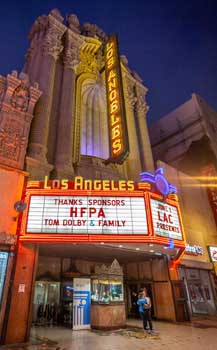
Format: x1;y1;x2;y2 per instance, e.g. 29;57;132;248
159;161;217;317
149;93;217;176
149;96;217;317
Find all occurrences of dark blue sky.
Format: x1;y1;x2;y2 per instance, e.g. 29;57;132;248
0;0;217;123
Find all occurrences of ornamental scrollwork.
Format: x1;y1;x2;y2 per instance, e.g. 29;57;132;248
135;97;149;115
77;50;98;76
63;34;81;70
0;120;24;161
10;82;29;112
43;27;64;60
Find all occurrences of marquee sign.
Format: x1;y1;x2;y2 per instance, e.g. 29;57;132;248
104;34;129;164
150;199;182;241
26;195;148;235
19;176;185;258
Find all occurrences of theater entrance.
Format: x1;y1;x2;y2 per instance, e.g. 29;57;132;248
32;277;91;330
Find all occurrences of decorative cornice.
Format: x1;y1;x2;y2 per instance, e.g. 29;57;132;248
42;11;66;60
135;84;149;115
135;96;149;115
66;13;81;34
76;37;102;76
81;22;107;43
63;30;84;70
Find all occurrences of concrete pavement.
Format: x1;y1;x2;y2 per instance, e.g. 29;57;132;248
1;318;217;350
31;318;217;350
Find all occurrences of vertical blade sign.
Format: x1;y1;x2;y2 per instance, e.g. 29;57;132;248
105;35;129;164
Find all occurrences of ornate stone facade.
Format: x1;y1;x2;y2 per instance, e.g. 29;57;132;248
22;8;154;180
0;71;41;169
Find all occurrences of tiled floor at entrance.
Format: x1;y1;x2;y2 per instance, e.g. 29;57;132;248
30;319;217;350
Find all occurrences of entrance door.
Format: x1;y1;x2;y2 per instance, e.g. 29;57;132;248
61;282;73;328
128;284;139;317
127;283;154;318
171;280;190;321
73;278;91;330
33;281;60;325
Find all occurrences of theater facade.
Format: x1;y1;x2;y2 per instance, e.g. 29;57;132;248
0;7;216;346
6;172;186;343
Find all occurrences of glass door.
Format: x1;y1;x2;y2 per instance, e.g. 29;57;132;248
33;281;60;325
61;282;73;328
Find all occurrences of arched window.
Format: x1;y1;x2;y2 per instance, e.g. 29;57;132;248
80;78;109;159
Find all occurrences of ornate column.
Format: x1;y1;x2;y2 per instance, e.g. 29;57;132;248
135;85;155;172
53;26;83;178
26;9;66;179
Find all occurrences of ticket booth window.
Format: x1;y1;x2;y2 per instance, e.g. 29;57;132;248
91;279;123;303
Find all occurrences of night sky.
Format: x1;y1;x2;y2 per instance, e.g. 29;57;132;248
0;0;217;123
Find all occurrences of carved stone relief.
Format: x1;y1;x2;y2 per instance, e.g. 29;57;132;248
43;26;64;60
11;83;29;112
77;50;98;75
0;70;41;169
0;119;24;161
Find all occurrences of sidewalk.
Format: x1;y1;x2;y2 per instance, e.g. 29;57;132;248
1;318;217;350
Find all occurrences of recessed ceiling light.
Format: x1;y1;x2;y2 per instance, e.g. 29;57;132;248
149;250;154;253
100;242;104;245
149;244;154;247
136;247;140;251
119;245;123;248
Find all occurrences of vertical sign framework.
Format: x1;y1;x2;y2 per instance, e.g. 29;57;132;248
104;35;129;164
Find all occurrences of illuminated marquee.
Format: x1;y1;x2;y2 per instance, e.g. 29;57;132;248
20;176;185;257
105;35;129;164
26;195;148;235
40;176;135;191
150;199;182;240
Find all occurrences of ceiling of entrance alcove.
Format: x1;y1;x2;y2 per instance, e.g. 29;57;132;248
38;243;163;264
